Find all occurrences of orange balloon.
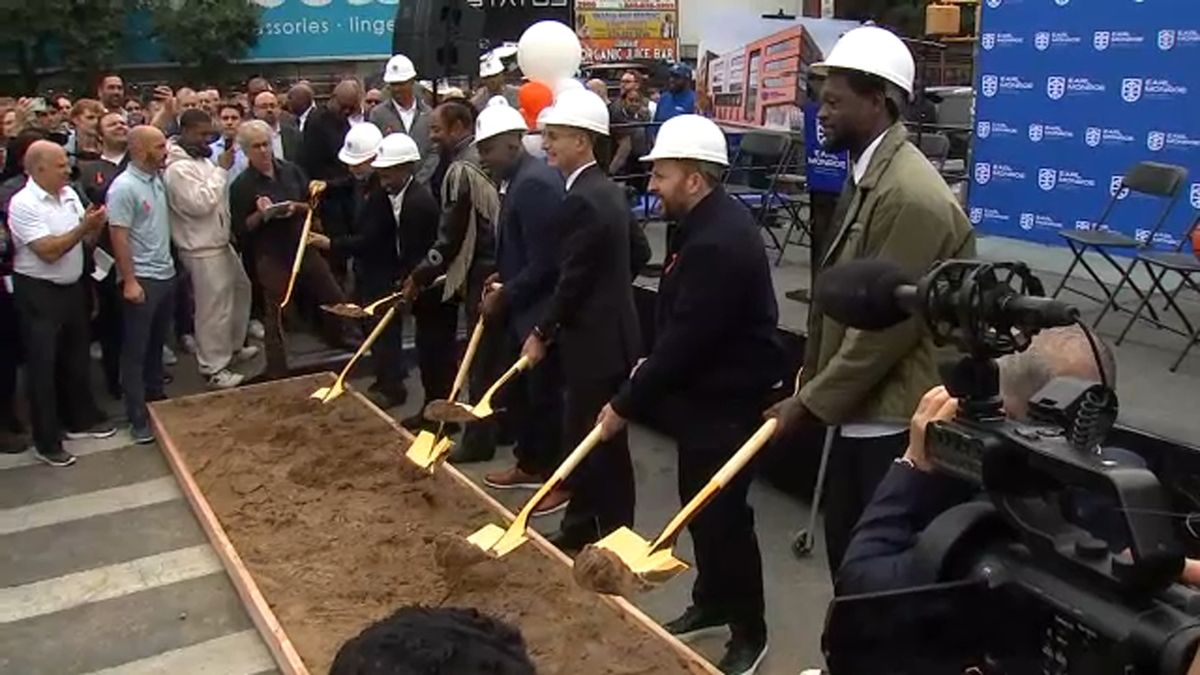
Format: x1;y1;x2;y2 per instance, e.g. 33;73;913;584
518;81;554;128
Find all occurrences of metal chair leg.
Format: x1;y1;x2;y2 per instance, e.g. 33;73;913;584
1051;242;1087;299
1115;261;1157;345
792;426;836;558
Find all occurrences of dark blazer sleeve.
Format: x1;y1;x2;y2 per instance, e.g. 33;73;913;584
410;166;471;286
282;125;303;165
536;195;607;337
836;464;974;597
502;174;562;313
228;173;253;242
330;190;389;258
629;218;651;278
398;184;440;281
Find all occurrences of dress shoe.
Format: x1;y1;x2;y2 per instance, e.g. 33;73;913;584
530;486;570;517
662;605;731;641
484;465;545;490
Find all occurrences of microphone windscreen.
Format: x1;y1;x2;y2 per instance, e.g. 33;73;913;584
814;259;914;330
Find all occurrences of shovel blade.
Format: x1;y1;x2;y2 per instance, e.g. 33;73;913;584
594;527;689;585
405;432;454;470
466;522;528;557
594;526;653;560
310;386;335;402
424;400;482;423
320;303;368;319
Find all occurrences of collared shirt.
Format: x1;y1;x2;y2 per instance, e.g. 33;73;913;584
210;137;249;182
6;180;86;285
564;161;597;191
653;89;696;123
270;124;285;160
101;149;127;166
228;159;309;260
852;131;888;185
298;104;316;131
107;164;176;281
392;98;417;133
387;176;413;257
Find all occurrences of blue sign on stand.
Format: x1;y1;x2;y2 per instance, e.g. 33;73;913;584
803;101;849;195
970;0;1200;250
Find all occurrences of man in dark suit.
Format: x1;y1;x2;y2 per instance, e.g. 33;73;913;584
475;102;566;489
302;80;362;277
252;92;303;164
596;115;782;675
520;89;651;546
370;54;437;187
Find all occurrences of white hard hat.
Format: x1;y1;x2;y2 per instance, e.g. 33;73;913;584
475;98;527;142
539;88;609;136
372;133;421;168
384;54;417;84
811;26;915;96
480;54;504;78
338;123;383;165
641;114;728;166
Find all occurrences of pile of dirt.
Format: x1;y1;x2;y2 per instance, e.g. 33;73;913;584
574;545;650;597
153;375;699;675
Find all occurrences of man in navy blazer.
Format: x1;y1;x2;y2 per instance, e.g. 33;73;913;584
475;103;567;490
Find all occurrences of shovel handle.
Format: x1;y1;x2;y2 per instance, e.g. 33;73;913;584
479;355;530;405
333;305;398;385
514;424;604;524
648;418;778;553
449;319;485;402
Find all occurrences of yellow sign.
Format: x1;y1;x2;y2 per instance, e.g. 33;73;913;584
576;11;677;40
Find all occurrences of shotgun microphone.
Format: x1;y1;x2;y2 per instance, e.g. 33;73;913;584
813;258;1079;333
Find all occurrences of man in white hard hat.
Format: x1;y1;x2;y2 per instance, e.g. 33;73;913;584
767;26;975;581
471;54;519;111
472;101;568;496
595;114;782;675
520;89;651;551
370;54;437;187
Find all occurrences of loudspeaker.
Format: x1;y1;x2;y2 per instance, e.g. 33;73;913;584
392;0;486;79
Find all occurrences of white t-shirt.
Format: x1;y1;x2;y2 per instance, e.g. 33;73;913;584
7;180;86;285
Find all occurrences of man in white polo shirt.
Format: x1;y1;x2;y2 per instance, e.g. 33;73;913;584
7;140;115;467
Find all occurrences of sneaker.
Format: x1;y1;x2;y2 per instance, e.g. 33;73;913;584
530;486;571;517
208;369;245;390
64;422;118;441
181;334;199;355
233;344;261;364
484;465;545;490
34;446;77;467
162;345;178;366
663;605;731;641
131;425;156;445
717;633;767;675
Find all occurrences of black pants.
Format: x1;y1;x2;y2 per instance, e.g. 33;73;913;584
505;329;564;476
12;275;104;454
460;272;506;454
412;295;459;403
0;288;20;424
824;430;908;580
121;276;176;431
93;272;122;397
561;371;635;537
654;397;765;637
357;271;407;398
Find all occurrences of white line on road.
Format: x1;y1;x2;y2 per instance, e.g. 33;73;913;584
0;545;222;624
0;476;181;536
80;630;275;675
0;432;135;471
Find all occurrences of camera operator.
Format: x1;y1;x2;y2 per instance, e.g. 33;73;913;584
836;325;1126;596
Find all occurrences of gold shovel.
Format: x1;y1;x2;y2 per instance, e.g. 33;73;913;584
404;318;487;469
467;424;605;557
322;275;448;319
309;304;399;403
280;180;327;310
423;355;531;424
588;418;779;586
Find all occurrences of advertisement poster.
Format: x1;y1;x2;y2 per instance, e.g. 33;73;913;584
576;0;677;63
695;12;857;131
969;0;1200;249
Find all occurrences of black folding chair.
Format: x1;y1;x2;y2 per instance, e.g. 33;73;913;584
1051;161;1189;329
724;131;795;254
773;173;811;266
1113;214;1200;371
912;131;951;172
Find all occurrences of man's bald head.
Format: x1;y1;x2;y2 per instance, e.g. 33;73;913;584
24;140;70;192
253;91;281;126
331;79;362;118
998;326;1116;419
287;83;314;116
247;77;272;98
128;125;169;171
586;79;608;101
176;87;199;112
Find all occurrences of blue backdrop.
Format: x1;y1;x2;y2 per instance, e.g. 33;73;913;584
970;0;1200;250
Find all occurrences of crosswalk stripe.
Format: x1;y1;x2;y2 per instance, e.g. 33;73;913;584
0;545;223;624
80;629;275;675
0;432;135;471
0;476;181;536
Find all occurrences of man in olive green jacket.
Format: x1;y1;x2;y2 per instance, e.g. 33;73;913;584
770;26;976;582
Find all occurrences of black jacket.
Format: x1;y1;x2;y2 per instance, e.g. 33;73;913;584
537;164;650;383
300;106;351;185
76;156;128;206
331;174;439;286
497;153;565;338
612;186;783;420
278;123;304;165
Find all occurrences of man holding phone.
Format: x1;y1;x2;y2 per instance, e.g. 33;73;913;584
209;102;247;181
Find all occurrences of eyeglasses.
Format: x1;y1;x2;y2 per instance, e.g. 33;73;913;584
365;98;381;105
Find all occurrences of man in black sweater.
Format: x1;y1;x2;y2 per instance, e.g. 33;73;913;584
301;80;362;279
596;115;782;675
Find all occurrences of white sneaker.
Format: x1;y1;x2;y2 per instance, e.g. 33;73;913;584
162;345;178;366
233;344;261;363
248;320;266;341
181;334;199;355
208;369;245;389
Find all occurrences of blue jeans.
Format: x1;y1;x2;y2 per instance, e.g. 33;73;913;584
121;276;176;430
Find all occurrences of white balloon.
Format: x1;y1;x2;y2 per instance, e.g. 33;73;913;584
517;21;582;83
522;132;546;159
553;78;584;95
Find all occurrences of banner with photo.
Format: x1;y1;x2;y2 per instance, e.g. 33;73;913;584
576;0;677;63
969;0;1200;249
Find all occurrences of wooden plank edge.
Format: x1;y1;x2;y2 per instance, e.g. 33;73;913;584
149;405;311;675
350;389;722;675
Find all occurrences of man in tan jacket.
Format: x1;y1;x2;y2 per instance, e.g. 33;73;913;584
164;108;257;389
769;27;976;581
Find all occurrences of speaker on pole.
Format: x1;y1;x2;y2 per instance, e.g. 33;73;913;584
392;0;485;78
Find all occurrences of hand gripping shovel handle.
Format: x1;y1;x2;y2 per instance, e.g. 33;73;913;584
647;418;779;555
